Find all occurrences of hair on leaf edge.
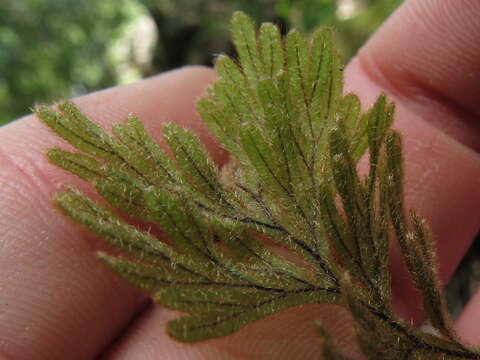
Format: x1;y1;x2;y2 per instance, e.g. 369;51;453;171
36;11;480;359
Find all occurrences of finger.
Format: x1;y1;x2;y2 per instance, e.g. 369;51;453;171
359;0;480;151
97;2;480;358
346;0;480;321
0;66;216;360
102;305;359;360
100;71;480;359
455;289;480;345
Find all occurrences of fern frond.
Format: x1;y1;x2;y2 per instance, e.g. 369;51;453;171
37;11;480;359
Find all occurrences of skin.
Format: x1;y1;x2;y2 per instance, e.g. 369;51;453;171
1;0;480;358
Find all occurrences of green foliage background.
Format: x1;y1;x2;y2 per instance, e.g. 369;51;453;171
0;1;139;124
0;0;403;125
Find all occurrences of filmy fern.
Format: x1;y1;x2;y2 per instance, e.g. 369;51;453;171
36;12;480;359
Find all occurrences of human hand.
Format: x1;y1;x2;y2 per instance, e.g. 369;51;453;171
1;1;480;359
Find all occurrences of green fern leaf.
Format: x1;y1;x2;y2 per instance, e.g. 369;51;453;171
36;11;480;359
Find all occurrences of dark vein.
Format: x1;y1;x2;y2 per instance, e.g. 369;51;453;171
295;45;314;139
322;195;381;295
235;182;275;223
55;116;153;186
196;200;339;285
245;131;294;205
366;305;480;359
82;200;222;283
60;155;105;179
268;29;274;78
224;91;245;124
121;128;176;184
173;135;231;207
262;84;294;188
139;272;287;293
182;286;340;332
240;20;257;77
257;80;324;273
222;64;261;124
98;188;146;214
208;101;240;146
239;146;322;269
196;201;284;233
162;200;276;289
238;241;316;288
79;200;176;264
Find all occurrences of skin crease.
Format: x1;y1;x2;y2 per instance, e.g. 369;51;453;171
1;0;480;358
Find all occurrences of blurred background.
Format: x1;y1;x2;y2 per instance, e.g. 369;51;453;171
1;0;479;320
0;0;403;125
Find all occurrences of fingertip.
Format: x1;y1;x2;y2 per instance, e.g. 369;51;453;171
101;304;360;360
357;0;480;151
0;65;220;360
456;289;480;346
345;53;480;324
